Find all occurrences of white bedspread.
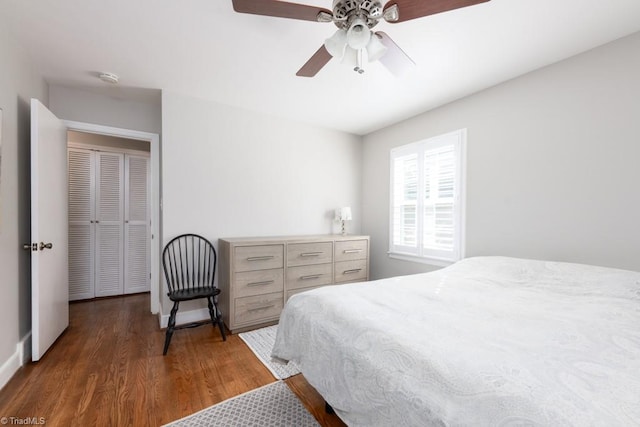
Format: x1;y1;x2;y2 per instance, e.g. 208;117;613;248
272;256;640;426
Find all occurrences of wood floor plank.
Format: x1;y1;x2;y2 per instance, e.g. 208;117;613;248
0;294;345;426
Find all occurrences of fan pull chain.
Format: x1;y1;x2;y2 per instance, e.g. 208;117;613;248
354;49;365;74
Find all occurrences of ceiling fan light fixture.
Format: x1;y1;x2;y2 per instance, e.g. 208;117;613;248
382;4;400;22
341;46;358;67
366;32;387;62
316;11;334;22
324;29;348;58
346;17;371;50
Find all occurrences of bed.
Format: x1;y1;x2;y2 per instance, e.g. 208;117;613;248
271;256;640;426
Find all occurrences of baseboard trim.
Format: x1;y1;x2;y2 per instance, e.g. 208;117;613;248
159;308;210;329
0;333;31;391
19;332;32;365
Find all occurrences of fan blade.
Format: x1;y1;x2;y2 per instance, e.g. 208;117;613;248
296;45;333;77
376;32;415;77
383;0;490;23
232;0;332;22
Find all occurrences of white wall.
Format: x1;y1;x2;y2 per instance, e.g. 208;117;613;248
49;85;161;134
363;32;640;280
161;92;362;314
0;26;48;388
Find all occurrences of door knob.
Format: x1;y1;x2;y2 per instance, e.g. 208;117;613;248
39;242;53;250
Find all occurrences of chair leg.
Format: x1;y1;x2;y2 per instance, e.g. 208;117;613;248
163;301;180;355
208;297;226;341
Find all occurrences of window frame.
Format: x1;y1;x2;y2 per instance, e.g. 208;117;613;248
388;129;467;266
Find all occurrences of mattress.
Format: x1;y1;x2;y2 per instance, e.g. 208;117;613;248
272;256;640;426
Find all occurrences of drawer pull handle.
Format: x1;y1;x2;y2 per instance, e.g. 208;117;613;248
247;280;275;287
300;274;321;280
343;249;362;254
247;256;275;261
343;268;362;274
300;252;323;257
247;304;275;312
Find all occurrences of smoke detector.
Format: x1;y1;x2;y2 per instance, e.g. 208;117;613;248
99;72;119;84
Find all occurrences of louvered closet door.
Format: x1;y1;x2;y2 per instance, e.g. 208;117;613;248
124;155;150;294
68;148;95;300
95;152;125;297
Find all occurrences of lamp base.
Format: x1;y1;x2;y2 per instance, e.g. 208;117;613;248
341;220;347;236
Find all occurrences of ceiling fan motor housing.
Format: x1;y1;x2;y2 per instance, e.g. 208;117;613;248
332;0;383;29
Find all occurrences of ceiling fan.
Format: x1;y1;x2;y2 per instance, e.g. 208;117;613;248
231;0;491;77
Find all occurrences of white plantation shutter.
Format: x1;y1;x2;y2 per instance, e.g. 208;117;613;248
392;152;419;254
68;149;95;300
390;130;465;264
124;155;150;294
95;152;124;297
392;153;419;254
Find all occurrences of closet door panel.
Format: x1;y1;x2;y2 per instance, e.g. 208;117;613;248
95;224;124;296
124;155;150;294
125;223;149;293
95;152;124;297
68;149;95;300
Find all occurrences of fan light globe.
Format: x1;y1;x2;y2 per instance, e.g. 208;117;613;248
346;18;371;50
341;46;358;67
366;32;387;62
324;29;348;58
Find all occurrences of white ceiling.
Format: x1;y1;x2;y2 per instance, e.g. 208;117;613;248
2;0;640;135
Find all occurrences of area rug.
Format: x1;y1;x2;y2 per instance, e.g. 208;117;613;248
164;381;319;427
238;324;301;380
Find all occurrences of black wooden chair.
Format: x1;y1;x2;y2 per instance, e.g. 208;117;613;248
162;234;226;355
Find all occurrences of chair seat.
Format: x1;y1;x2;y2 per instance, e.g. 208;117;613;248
168;286;221;302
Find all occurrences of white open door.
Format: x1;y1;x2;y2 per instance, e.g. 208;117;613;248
30;99;69;361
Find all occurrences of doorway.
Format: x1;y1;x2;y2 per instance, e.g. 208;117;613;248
64;121;161;315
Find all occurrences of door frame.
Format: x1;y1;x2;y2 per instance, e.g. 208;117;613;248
64;120;161;314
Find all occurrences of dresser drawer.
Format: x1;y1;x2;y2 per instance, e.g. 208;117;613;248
335;239;368;262
286;263;333;291
234;268;284;298
287;242;333;267
234;244;284;272
234;292;283;325
334;259;368;283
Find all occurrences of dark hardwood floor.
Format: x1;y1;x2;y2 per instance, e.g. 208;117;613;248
0;294;346;427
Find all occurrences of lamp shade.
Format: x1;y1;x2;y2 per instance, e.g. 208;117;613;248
335;207;353;221
341;46;358;67
366;32;388;62
324;29;348;58
346;18;371;50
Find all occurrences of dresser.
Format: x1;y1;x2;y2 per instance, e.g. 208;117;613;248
218;235;370;333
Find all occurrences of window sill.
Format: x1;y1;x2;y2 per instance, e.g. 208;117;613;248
387;252;455;267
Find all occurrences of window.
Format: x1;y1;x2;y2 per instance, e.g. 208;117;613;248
389;129;466;265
